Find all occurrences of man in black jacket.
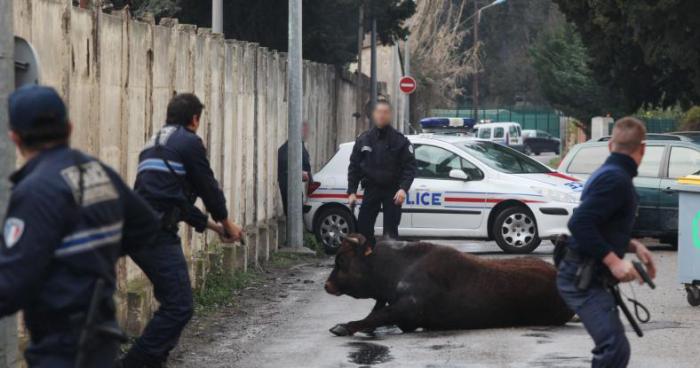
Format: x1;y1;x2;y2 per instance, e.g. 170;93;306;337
557;117;657;368
277;121;312;216
347;100;416;246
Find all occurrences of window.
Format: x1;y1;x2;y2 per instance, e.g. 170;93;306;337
415;145;484;180
669;146;700;178
537;131;550;138
637;146;665;177
509;125;519;137
478;128;491;139
566;146;608;174
459;141;551;174
493;127;505;138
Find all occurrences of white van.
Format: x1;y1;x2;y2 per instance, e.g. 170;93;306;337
475;122;524;152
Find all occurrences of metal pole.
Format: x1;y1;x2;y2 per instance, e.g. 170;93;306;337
472;1;479;123
370;16;377;128
285;0;309;252
403;38;410;134
0;0;19;366
212;0;223;34
355;2;364;129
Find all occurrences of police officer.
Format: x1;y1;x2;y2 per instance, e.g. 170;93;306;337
347;100;416;246
0;85;160;367
278;121;312;216
557;117;657;368
121;93;243;367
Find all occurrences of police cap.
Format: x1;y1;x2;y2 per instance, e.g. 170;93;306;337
8;85;68;134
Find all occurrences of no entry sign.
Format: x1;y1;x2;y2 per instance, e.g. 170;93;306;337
399;76;417;94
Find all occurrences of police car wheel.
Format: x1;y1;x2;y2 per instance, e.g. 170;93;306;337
315;207;355;255
493;206;541;254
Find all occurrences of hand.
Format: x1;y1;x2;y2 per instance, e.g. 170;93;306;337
302;171;310;182
220;219;244;243
393;189;407;206
630;239;656;279
348;193;357;206
207;220;224;235
604;253;641;283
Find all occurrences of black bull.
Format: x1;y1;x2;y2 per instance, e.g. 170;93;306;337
324;235;574;336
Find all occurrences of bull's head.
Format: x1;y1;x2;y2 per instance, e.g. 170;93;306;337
324;233;375;299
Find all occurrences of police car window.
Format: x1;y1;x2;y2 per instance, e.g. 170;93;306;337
509;125;519;137
493;127;505;138
459;141;551;174
637;146;664;178
478;128;491;139
414;145;483;180
669;147;700;178
566;146;608;174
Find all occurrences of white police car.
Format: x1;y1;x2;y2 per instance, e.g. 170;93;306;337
304;134;582;254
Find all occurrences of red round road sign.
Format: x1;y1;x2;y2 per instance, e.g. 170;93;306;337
399;76;417;94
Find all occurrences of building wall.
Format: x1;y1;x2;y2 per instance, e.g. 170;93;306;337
12;0;374;333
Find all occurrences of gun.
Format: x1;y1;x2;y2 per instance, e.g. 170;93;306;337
75;279;128;368
633;261;655;289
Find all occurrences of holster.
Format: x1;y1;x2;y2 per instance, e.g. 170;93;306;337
159;207;182;232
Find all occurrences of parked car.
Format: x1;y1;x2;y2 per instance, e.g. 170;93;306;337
670;131;700;143
474;122;524;151
559;140;700;247
304;135;582;255
523;129;560;155
596;133;693;142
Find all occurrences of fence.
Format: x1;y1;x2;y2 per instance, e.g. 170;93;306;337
12;0;378;334
430;106;563;137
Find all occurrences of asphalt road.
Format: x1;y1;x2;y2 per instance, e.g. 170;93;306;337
172;240;697;368
529;152;559;167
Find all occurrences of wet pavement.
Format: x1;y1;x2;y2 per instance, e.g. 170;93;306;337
171;240;698;368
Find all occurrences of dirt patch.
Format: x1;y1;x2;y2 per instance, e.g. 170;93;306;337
169;255;330;367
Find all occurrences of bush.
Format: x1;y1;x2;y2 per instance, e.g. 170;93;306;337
680;106;700;131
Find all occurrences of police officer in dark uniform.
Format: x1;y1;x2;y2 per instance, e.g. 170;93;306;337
347;100;416;246
121;93;243;367
557;117;657;368
278;121;312;216
0;85;160;367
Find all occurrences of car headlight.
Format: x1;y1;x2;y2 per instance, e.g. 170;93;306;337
531;186;579;204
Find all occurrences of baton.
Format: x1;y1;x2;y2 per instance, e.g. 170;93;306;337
609;284;644;337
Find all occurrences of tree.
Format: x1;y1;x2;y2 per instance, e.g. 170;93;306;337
122;0;415;65
554;0;700;112
680;106;700;131
530;24;623;126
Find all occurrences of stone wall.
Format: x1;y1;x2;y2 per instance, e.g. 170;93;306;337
12;0;384;333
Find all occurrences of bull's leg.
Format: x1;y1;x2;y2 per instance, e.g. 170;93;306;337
358;299;388;334
330;298;417;336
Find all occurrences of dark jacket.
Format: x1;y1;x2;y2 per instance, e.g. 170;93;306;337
0;145;158;337
134;124;228;232
567;153;639;260
347;125;416;194
277;140;312;190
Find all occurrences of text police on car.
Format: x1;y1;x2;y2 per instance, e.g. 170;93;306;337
0;85;160;367
348;100;416;246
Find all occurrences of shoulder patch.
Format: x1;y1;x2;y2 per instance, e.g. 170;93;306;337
3;218;25;249
361;146;373;153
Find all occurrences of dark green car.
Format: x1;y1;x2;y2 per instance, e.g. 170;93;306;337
559;140;700;247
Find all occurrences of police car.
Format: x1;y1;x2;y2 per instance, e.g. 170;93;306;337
304;134;582;254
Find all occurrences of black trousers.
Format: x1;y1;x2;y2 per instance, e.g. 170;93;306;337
357;186;402;246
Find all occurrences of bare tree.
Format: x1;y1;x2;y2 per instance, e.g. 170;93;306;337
409;0;478;122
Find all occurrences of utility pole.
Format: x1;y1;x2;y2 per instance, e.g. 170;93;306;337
285;0;310;253
355;1;364;130
472;0;479;123
212;0;223;34
369;16;377;128
403;38;410;134
0;0;18;366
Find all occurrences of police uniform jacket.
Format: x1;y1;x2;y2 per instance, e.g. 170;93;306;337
567;153;639;260
347;125;416;194
134;124;228;232
0;145;158;339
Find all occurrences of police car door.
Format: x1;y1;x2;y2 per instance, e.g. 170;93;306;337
407;144;485;235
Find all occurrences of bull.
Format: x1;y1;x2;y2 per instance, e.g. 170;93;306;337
324;234;574;336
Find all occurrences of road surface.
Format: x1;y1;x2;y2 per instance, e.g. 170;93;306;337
171;240;696;368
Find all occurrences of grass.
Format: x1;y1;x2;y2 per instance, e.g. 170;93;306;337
548;155;562;168
193;268;259;314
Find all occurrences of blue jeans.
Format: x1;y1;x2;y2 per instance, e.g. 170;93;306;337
557;260;630;368
127;230;194;365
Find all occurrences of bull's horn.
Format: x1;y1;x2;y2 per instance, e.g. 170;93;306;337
345;236;360;244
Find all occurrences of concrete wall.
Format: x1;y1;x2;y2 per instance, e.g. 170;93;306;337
12;0;372;334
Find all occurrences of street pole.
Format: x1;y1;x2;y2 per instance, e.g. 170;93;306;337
472;0;479;123
212;0;223;34
369;16;378;129
355;2;364;131
403;38;410;134
0;0;19;366
285;0;310;252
